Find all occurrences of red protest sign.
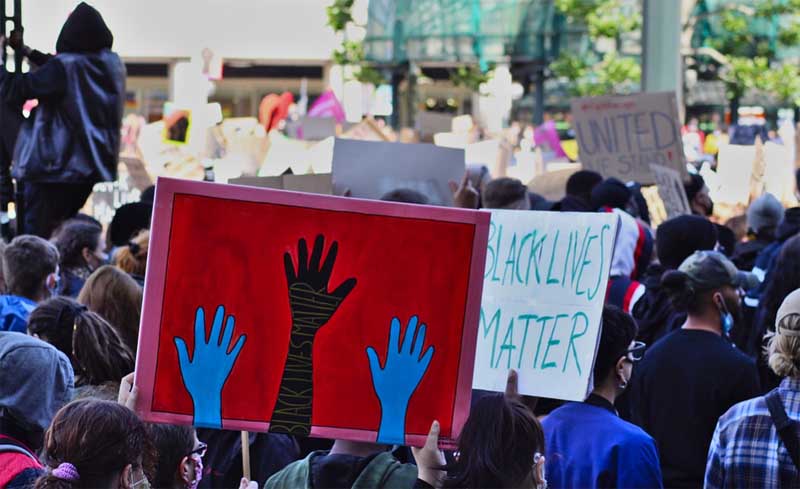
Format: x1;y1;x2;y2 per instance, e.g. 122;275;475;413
135;178;489;448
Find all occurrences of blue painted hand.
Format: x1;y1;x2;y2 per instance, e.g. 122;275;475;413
366;316;434;445
174;305;246;428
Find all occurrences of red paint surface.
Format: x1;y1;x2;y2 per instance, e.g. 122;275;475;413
151;194;476;438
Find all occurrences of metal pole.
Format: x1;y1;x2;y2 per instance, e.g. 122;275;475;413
533;67;545;125
12;0;21;74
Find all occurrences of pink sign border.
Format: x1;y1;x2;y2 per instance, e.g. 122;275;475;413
134;177;490;448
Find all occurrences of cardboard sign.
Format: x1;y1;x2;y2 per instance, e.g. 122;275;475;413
649;164;691;220
135;178;489;448
229;174;333;195
527;166;582;201
474;211;619;400
417;112;455;142
571;92;687;184
331;139;465;205
300;117;337;141
641;185;668;228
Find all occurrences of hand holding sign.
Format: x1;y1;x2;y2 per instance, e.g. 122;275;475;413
174;306;247;428
367;316;435;444
270;235;357;435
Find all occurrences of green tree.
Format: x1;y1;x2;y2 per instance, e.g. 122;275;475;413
550;0;642;96
693;0;800;122
326;0;385;85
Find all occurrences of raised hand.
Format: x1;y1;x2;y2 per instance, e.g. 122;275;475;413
270;235;357;435
174;305;246;429
367;316;435;445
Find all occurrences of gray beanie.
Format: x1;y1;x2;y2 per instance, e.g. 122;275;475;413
747;193;785;234
0;332;74;432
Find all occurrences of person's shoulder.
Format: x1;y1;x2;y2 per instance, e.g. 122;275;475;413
614;417;657;446
717;396;768;432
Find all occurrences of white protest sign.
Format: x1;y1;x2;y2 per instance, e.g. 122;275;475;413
715;144;755;205
331;138;465;205
571;92;688;184
763;142;798;206
474;211;619;400
649;164;691;219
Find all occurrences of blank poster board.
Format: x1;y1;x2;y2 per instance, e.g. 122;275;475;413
135;178;490;448
331;139;465;205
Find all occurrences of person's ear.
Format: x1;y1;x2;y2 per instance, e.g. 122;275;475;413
120;464;134;489
615;356;628;386
81;246;92;263
178;456;193;484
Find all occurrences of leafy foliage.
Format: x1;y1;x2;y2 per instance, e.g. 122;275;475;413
326;0;384;86
550;0;640;96
699;1;800;103
326;0;355;32
449;65;494;92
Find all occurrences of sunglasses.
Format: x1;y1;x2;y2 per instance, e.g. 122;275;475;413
624;341;647;363
187;442;207;458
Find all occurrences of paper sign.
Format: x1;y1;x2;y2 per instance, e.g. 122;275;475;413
715;144;755;205
466;140;510;178
135;178;489;448
331;139;465;205
571;92;688;184
649;164;691;219
474;210;619;400
764;142;799;206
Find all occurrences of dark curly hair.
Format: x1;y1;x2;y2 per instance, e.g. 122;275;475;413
53;221;102;270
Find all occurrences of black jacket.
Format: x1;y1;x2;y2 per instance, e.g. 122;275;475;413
0;2;124;184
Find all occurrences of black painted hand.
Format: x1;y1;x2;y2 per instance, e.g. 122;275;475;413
283;234;356;334
270;234;356;436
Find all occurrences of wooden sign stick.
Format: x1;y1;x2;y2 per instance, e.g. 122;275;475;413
241;431;251;481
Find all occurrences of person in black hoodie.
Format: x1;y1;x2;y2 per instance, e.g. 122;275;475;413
633;215;719;347
0;3;124;238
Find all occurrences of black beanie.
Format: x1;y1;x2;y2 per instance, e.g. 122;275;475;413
656;215;718;269
109;202;153;247
566;170;603;201
590;178;631;210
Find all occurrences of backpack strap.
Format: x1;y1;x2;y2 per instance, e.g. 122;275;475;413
765;389;800;470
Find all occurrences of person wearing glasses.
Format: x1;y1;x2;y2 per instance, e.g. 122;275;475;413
628;251;761;489
146;424;206;489
542;306;662;488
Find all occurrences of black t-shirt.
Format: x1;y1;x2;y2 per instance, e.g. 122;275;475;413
629;329;760;489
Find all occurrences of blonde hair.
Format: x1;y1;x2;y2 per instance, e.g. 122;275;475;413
767;313;800;378
113;229;149;277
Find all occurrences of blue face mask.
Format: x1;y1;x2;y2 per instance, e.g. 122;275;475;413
721;311;734;334
716;293;734;335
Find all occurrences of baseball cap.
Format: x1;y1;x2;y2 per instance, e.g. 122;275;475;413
776;289;800;336
678;250;760;292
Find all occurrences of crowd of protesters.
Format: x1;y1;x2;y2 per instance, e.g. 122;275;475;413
1;3;800;489
0;161;798;488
